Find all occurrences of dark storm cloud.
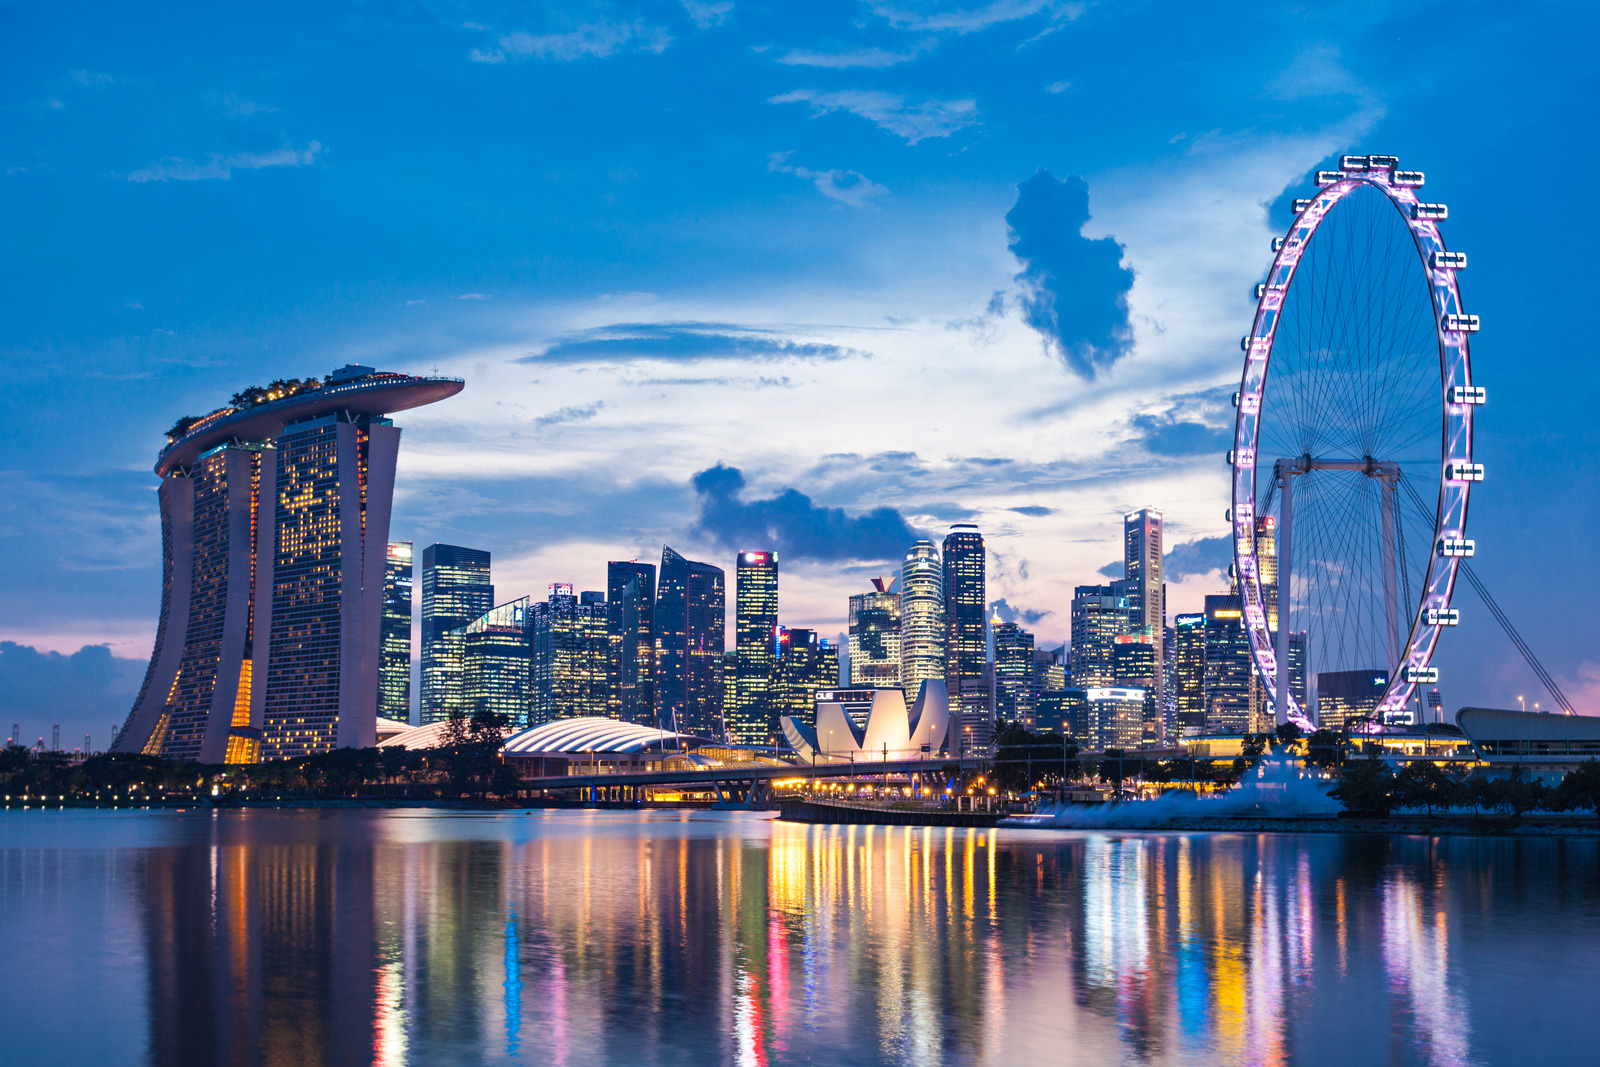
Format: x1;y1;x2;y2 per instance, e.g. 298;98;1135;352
0;642;144;747
523;322;865;364
1008;505;1054;517
991;597;1052;626
1006;169;1135;379
1164;535;1232;581
1128;412;1230;456
691;464;916;563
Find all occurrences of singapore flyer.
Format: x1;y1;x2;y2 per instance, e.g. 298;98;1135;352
1230;155;1481;732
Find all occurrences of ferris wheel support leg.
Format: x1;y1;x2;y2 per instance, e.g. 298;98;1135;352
1381;475;1401;675
1274;468;1295;726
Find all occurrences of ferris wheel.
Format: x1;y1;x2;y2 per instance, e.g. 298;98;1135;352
1229;155;1481;731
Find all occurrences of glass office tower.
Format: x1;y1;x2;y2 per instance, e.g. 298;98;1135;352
654;545;726;738
420;544;494;724
380;541;413;724
456;597;531;725
606;561;657;727
729;551;779;744
941;524;991;751
898;540;946;699
848;578;901;689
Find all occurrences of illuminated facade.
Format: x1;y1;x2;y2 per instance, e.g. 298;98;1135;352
457;597;532;725
655;545;726;737
1086;686;1147;751
1071;581;1134;689
771;627;838;732
941;524;991;750
115;366;462;761
1317;669;1388;730
1174;612;1206;735
606;560;657;727
847;579;901;689
380;541;412;724
993;621;1037;728
531;585;608;724
1123;508;1165;704
897;540;945;699
1203;594;1253;734
1112;632;1162;746
729;551;779;744
420;543;494;724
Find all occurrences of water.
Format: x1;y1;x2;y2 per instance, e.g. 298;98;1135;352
2;810;1597;1066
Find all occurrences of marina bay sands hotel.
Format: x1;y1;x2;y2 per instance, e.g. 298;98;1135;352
113;366;462;763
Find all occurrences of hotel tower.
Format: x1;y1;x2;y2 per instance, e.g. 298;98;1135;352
113;366;462;762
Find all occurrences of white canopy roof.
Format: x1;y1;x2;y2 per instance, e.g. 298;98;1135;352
502;717;703;755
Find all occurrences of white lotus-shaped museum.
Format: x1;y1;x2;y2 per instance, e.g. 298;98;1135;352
781;680;950;763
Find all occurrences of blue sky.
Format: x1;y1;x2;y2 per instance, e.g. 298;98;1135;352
3;0;1598;742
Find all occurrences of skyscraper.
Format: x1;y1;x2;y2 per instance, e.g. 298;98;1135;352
606;560;656;727
848;578;901;689
942;524;991;752
114;366;461;762
380;541;413;725
729;551;779;745
530;584;609;724
1033;645;1067;695
1123;508;1165;698
772;627;839;735
420;543;494;725
993;621;1038;729
1070;581;1134;689
898;540;946;698
1317;669;1388;730
1203;594;1253;734
1173;613;1206;734
457;597;531;725
655;545;726;738
1112;632;1161;746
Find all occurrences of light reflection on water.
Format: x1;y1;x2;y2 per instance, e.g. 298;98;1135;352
2;810;1597;1066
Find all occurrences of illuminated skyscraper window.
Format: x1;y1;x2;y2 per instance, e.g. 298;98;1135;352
421;543;493;724
114;367;461;762
380;541;413;724
655;546;726;738
457;597;532;726
898;541;945;699
942;525;991;751
729;551;779;744
848;578;901;690
606;561;656;727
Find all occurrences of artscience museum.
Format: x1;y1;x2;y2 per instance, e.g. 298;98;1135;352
781;681;951;763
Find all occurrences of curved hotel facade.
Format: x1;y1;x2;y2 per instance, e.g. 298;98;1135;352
113;366;462;762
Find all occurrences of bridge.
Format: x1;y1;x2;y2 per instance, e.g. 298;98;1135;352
513;757;958;805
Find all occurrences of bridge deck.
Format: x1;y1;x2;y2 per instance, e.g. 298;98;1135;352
514;758;952;792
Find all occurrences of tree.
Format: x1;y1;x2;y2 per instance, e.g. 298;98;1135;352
1275;721;1304;746
1396;760;1456;817
1329;756;1401;816
1554;759;1600;818
1304;729;1343;771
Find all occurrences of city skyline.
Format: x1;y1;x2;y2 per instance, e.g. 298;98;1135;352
4;4;1598;749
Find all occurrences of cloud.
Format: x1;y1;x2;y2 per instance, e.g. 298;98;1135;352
522;322;865;364
472;21;672;63
770;89;978;144
1097;560;1122;578
991;597;1052;626
767;152;887;206
632;376;796;389
681;1;733;28
1045;80;1070;93
777;42;932;68
0;642;144;749
692;464;917;563
532;402;602;428
122;141;323;182
1164;535;1231;582
458;292;489;300
1006;168;1135;379
1008;505;1054;516
870;0;1082;34
1128;413;1229;456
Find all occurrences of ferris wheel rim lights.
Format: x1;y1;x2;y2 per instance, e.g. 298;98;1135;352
1229;154;1478;732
